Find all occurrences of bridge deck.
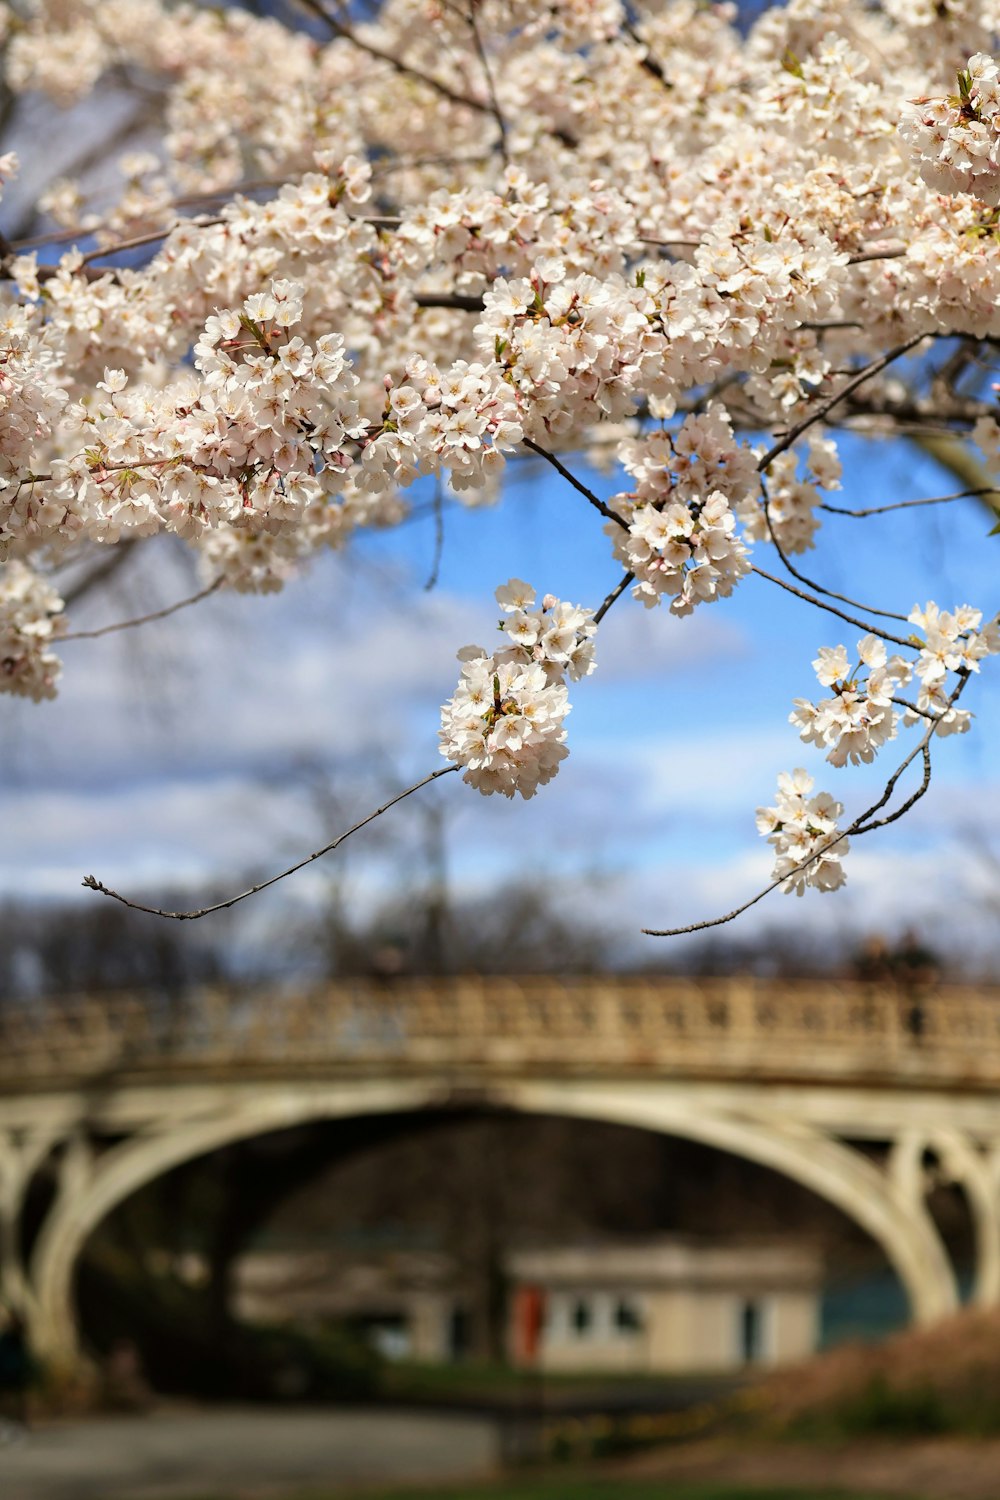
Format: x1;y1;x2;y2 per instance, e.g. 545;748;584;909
4;976;1000;1090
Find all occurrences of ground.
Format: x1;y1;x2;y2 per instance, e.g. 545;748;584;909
10;1407;1000;1500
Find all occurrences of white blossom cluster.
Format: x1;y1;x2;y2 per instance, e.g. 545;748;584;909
756;768;849;896
0;561;65;701
475;267;654;440
439;580;596;798
790;635;912;768
906;601;1000;733
0;0;998;915
744;436;842;556
606;409;757;613
899;54;1000;205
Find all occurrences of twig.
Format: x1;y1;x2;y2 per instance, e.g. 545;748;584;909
757;334;927;473
594;571;634;624
642;678;965;937
62;577;223;641
621;13;673;89
521;438;629;530
759;475;910;623
78;220;221;263
415;291;484;312
295;0;492;116
821;485;1000;518
424;478;445;592
461;0;509;164
890;696;937;722
801;320;864;331
371;150;495;182
60;540;137;607
750;565;914;649
83;766;459;920
847;244;907;264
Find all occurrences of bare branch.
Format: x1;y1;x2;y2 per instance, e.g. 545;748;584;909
847;244;906;264
821;484;1000;518
594;571;634;624
460;0;509;164
78;220;221;264
639;237;700;250
621;12;673;90
750;564;915;649
423;477;445;592
62;577;223;641
759;475;910;623
294;0;493;117
83;766;459;920
414;292;484;312
60;540;137;608
521;438;629;529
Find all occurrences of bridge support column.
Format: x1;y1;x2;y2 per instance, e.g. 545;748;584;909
892;1129;1000;1308
0;1127;59;1320
29;1112;250;1368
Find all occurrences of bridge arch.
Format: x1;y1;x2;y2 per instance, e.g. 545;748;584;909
28;1076;959;1367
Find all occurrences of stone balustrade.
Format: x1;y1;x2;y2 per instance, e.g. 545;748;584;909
3;974;1000;1086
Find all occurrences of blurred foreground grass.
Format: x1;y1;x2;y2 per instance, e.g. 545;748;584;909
189;1481;924;1500
335;1486;917;1500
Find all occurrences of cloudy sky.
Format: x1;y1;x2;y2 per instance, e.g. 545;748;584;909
2;25;999;973
3;423;999;971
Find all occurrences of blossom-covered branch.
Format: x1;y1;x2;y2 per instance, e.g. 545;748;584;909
0;0;994;933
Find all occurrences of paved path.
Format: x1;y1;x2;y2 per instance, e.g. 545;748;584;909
0;1406;500;1500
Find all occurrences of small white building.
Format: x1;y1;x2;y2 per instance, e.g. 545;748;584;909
231;1235;822;1374
506;1239;821;1374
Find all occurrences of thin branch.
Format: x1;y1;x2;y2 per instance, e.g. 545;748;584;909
621;14;673;89
639;237;700;250
521;438;629;530
821;484;1000;518
863;742;931;831
9;181;284;252
424;477;445;592
642;678;966;938
643;862;801;938
594;571;634;624
759;476;910;623
847;244;906;264
756;334;927;473
890;695;937;722
78;220;221;264
371;150;499;182
60;540;137;608
801;320;864;331
295;0;492;116
62;577;223;641
83;766;459;920
750;565;914;649
35;262;115;285
415;291;484;312
461;0;509;164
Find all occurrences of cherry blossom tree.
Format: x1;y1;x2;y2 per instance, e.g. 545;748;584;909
2;0;999;937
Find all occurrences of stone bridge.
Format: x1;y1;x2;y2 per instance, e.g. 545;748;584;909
3;973;1000;1367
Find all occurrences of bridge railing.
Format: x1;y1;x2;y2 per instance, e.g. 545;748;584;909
3;976;1000;1085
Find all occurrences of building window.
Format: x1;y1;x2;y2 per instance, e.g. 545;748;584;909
739;1298;764;1363
614;1298;643;1336
570;1297;592;1337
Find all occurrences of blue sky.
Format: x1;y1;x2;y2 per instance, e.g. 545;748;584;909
3;425;999;969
